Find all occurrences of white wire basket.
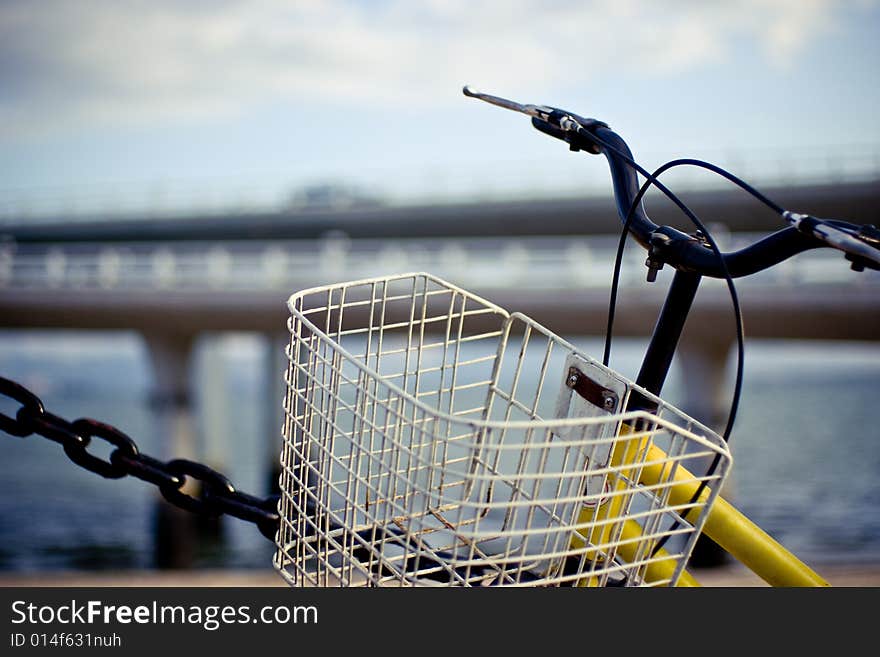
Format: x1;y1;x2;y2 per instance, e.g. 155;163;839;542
274;272;732;587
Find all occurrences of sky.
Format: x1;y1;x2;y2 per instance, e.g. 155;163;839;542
1;0;879;214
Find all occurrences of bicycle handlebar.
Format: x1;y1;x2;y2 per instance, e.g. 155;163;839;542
588;124;827;278
464;86;880;278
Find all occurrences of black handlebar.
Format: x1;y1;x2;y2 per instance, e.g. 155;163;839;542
534;117;831;279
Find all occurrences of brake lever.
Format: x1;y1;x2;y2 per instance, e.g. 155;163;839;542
784;211;880;271
462;85;607;153
462;85;559;123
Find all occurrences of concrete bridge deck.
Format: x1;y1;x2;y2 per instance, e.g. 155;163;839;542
1;233;877;340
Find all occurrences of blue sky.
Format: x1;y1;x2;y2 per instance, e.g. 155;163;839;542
1;0;878;212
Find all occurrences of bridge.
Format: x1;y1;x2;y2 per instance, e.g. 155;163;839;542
1;180;878;566
2;179;878;366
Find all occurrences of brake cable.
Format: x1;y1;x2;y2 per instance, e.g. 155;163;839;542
600;156;789;432
581;133;747;442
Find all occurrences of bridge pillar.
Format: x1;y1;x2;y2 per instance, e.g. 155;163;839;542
677;336;734;431
676;335;735;568
264;332;289;497
143;331;218;569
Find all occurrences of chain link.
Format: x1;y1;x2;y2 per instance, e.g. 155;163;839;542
0;375;280;542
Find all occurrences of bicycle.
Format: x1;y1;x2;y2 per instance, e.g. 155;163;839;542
270;87;879;588
2;88;877;587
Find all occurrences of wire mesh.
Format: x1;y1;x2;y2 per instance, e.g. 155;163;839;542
274;272;732;587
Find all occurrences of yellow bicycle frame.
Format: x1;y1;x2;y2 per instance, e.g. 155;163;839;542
571;423;829;587
641;442;829;586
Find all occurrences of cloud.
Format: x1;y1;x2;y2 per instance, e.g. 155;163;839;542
0;0;868;136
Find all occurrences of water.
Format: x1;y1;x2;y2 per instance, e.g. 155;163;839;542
0;331;878;574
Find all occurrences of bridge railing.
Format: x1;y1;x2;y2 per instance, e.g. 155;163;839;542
2;234;877;295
